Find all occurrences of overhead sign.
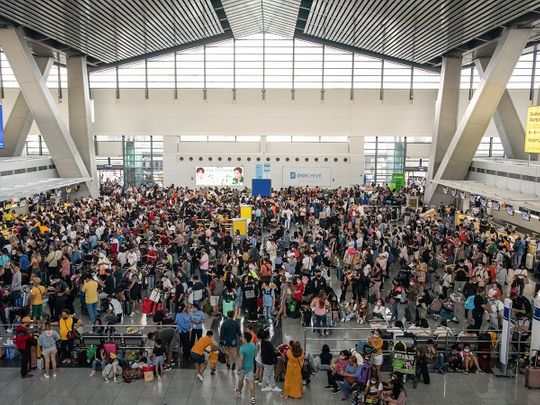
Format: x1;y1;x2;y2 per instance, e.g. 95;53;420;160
525;105;540;153
282;167;332;187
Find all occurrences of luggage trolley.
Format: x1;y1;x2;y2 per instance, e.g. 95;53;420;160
391;337;417;388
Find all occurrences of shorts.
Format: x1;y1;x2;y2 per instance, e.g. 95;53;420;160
154;355;165;367
168;332;179;352
238;369;254;381
191;352;206;364
222;339;237;348
42;346;57;356
210;296;220;306
31;304;43;318
372;354;383;366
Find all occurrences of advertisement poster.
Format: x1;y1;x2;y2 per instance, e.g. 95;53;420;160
282;167;332;187
525;105;540;153
195;166;244;186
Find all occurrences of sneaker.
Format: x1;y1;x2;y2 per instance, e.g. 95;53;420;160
210;370;216;376
52;373;57;378
197;373;204;382
232;363;236;371
324;385;333;389
234;388;241;397
227;363;231;370
332;389;340;394
463;370;469;375
272;387;282;392
475;369;485;374
44;373;50;378
261;387;272;392
113;378;118;383
249;397;256;404
104;378;110;383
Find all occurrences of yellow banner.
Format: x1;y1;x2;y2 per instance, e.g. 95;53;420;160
525;105;540;153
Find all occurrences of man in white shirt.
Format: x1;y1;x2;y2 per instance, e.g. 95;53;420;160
106;295;124;323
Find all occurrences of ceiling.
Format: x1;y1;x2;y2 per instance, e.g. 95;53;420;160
0;0;539;70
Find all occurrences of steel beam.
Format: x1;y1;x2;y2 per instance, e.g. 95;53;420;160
67;55;99;197
432;28;530;186
0;28;90;185
475;57;528;160
0;56;52;157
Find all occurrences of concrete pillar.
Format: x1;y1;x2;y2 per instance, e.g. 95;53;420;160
67;55;99;197
0;28;91;187
425;56;462;202
0;56;53;157
433;28;530;184
475;57;528;160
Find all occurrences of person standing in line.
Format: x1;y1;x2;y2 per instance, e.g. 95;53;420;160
14;317;33;378
37;321;60;378
190;303;205;347
175;303;192;363
81;274;99;323
220;310;242;370
260;329;281;392
234;332;257;404
472;287;488;332
282;341;304;400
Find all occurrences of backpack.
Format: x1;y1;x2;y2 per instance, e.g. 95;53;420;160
464;295;475;310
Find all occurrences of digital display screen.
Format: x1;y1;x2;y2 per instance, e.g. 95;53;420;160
195;166;245;186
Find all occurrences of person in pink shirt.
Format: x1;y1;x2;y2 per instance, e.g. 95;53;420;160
310;292;330;337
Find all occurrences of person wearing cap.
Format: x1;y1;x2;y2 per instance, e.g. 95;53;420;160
30;277;46;320
14;317;33;378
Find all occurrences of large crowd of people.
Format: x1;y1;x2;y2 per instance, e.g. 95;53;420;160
0;181;537;404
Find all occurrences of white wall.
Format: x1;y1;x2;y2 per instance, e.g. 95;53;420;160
0;87;536;187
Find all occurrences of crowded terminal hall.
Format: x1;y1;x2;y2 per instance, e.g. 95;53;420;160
0;1;540;405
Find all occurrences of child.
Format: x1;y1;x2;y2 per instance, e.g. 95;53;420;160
300;301;312;327
460;344;484;374
150;337;165;376
357;297;369;324
208;348;219;376
102;354;122;383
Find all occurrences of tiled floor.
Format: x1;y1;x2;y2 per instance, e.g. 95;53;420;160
0;365;536;405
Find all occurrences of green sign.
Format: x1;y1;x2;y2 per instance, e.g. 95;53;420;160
392;351;416;375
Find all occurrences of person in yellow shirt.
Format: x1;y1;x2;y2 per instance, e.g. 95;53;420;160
30;277;47;320
81;275;99;323
190;330;217;381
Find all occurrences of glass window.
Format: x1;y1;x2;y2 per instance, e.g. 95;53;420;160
320;136;348;142
236;135;261;142
292;135;320;142
208;135;235;142
180;135;208;142
266;135;292;142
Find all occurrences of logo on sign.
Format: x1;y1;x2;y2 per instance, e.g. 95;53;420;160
289;172;296;179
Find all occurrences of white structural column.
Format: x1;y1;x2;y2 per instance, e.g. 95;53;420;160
0;56;53;157
67;56;99;197
432;29;530;185
475;57;528;160
425;56;462;201
0;28;91;190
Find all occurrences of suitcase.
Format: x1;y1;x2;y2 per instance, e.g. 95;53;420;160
358;364;372;384
526;354;540;388
526;253;534;270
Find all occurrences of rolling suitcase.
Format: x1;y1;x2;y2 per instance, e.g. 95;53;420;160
526;354;540;388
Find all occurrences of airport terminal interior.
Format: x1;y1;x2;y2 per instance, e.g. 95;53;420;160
1;1;540;404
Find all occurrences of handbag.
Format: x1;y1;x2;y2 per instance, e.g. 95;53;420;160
63;318;80;340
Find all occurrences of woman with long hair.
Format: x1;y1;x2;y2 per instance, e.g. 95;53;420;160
310;291;330;337
37;322;60;378
282;341;304;399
